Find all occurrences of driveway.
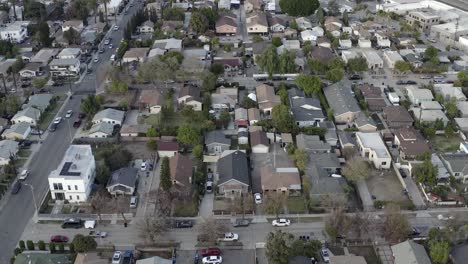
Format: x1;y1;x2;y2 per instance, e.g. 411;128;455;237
199;193;214;218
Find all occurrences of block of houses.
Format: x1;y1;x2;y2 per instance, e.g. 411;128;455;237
216;14;238;35
213;57;242;72
434;84;467;101
12;107;41;126
0;139;19;165
339;39;352;49
406;86;434;105
356;84;386;112
412;108;449;126
23;94;53;112
19;62;44;78
106;167;138;195
62;20;84;33
383;50;404;69
248;108;261;125
269;16;285;33
245;0;262;12
49;58;80;77
217;150;249;199
250;130;269;153
123;48;149;63
170;153;193;191
48;145;96;202
295;17;312;30
391;240;431;264
178;85;202;111
92;109;125;126
120;124;150;137
382;106;413;128
138;20;154;33
358;38;372;48
86;122;114;138
1;122;30;140
362;50;384;70
235;108;248;127
394;127;430;160
261;166;301;194
375;32;391;47
157;141;179;157
296;134;330;153
205;131;230;155
0;21;28;43
238;128;249;145
139;90;164;114
354;114;377;132
288;88;324;127
247;12;268;34
324;81;361;124
310;46;335;64
256;84;280;115
355;132;391;169
457;101;468;117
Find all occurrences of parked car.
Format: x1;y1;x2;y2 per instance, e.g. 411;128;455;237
113;25;119;31
437;214;454;221
112;251;122;264
78;113;86;119
50;235;69;243
61;218;82;229
272;218;291;227
254;193;262;204
104;39;110;45
200;247;221;257
53;117;62;124
19;169;29;180
130;196;138;208
49;123;57;132
99;49;105;53
73;119;81;128
219;232;238;242
233;219;250;227
202;256;222;264
30;129;43;135
349;74;362;80
140;162;147;171
175;220;194;228
19;140;33;148
88;230;107;238
11;181;21;194
65;110;73;118
321;248;330;263
399;168;407;178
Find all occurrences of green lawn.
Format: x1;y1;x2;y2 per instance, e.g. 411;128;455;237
348;246;380;264
38;95;66;130
429;135;462;153
287;196;307;214
173;200;199;217
140;111;207;130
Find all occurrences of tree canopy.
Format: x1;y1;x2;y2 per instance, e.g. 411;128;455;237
177;124;199;146
295;74;321;95
160;157;172;191
72;235;97;252
266;230;322;264
342;157;370;182
346;57;368;73
412;159;437;188
272;104;296;133
394;60;412;73
279;0;319;17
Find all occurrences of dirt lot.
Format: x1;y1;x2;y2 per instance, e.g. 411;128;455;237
366;169;411;207
121;141;154;160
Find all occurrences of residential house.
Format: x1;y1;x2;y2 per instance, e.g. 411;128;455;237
57;48;81;59
296;134;331;153
324;17;342;37
356;84;386;112
23;94;53;112
391;240;431;264
0;139;19;166
48;145;96;202
355;132;391;169
383;50;404;69
86;122;114;138
216;14;238;35
341;50;360;63
324;81;361;124
310;46;335;64
435;84;467;101
440;153;468;183
213;57;242;72
288;88;325;127
362;50;384;70
152;38;183;53
247;12;269;34
122;48;149;63
295;17;312;30
170;153;193;190
92;109;125;126
320;121;339;147
178;85;202;111
120;124;150;137
277;39;300;55
138;20;154;33
19;62;43;78
261;166;301;194
412;108;449;126
250;130;269;153
245;0;262;12
161;21;184;34
354;114;378;132
205;130;230;155
139;90;164;114
310;152;341;176
0;21;28;43
394;127;430;160
12;107;41;126
235;108;249;127
406;86;434;105
300;29;322;42
382;106;414;128
31;48;60;65
455;118;468;132
339;39;352;49
375;32;391;47
404;53;423;69
62;20;84;33
248;108;261;125
256;84;280;115
106;167;138;195
157;141;179;157
358;38;372;48
338;131;357;150
420;101;443;110
211;93;236;111
217;150;250;199
49;58;80;77
238;128;249;145
406;11;440;33
269;16;285;33
1;123;30;140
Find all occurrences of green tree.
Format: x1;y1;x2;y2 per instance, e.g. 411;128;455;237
342;157;370;183
105;80;128;95
444;98;458;118
293;149;308;172
424;45;439;62
325;68;344;83
80;95;101;115
219;109;231;129
457;70;468;86
257;45;279;79
177;124;199;146
412;159;437;187
302;41;313;56
160;157;172;191
190;11;208;33
342;11;349;26
162;7;185;21
72;234;97;252
272;36;282;47
37;240;46;250
277;84;289;106
262;193;286;218
383;204;411;243
36;22;52;47
209;63;224;76
18;240;25;250
147;139;158;150
308;59;327;73
241;95;257;109
26;240;34;250
279;0;319;16
394;60;412;73
317;8;324;25
278;50;296;73
295;74;321;95
272;104;296;133
328;57;345;70
147;127;157;137
63;28;80;45
429;241;450;264
95;163;111;184
32;77;48;89
266;230;294;264
346;57;368;73
192;144;203;160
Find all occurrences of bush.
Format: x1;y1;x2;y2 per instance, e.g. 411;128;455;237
72;234;97;252
69;243;75;253
14;248;22;256
37;240;46;250
49;242;56;253
18;240;25;250
26;240;34;250
10;257;15;264
58;243;65;252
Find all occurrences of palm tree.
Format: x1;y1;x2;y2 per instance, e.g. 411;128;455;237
100;0;111;22
87;0;99;23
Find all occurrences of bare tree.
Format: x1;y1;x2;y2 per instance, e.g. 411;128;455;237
198;218;228;245
147;189;176;217
138;215;169;244
262;193;287;219
348;212;373;240
382;204;410;243
229;194;254;219
113;196;130;226
89;190;111;222
342;157;370;183
325;207;350;241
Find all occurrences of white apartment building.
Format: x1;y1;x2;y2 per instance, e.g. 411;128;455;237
356;132;391;169
406;11;440;32
48;145;96;202
49;58;81;77
0;21;28;43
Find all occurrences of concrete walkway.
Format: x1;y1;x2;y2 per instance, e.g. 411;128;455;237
199;193;214;218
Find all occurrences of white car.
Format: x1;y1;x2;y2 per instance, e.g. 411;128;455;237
254;193;262;204
219;232;238;241
202;256;223;264
113;25;119;31
112;251;121;264
437;214;454;221
65;110;73;118
109;44;113;49
321;249;330;263
93;56;99;62
140;162;147;171
19;169;29;180
53;117;62;124
272;218;291;227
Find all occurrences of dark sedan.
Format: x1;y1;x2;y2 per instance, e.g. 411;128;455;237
11;181;21;194
175;220;193;228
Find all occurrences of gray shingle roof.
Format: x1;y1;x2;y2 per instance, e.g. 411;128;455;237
0;139;19;159
92;109;125;123
324;81;360;117
88;122;114;136
217;150;249;186
107;167;138;188
205;131;230;146
290;96;325;122
296;134;330;152
391;240;431;264
441;153;468;175
24;94;53;112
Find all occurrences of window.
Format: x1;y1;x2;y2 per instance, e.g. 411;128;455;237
382;162;387;165
53;183;63;190
68;185;71;190
76;195;79;200
69;195;72;200
75;185;78;190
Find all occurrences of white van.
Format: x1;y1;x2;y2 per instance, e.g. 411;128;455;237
84;220;96;229
130;196;138;208
110;54;116;62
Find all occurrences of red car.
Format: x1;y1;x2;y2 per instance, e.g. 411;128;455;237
201;247;221;257
50;235;69;243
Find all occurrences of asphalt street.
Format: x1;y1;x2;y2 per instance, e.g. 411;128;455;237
0;1;144;261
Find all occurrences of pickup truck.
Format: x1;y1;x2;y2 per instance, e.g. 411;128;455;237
88;230;107;238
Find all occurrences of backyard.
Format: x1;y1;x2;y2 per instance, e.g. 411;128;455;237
429;134;463;153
